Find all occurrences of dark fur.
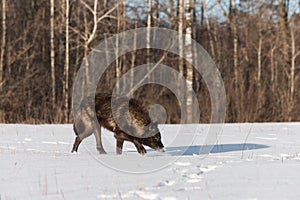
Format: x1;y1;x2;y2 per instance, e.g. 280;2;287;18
71;93;164;155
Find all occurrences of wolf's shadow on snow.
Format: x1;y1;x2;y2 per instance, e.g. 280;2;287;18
148;143;269;156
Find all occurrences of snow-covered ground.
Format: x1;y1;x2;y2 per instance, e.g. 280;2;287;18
1;123;300;200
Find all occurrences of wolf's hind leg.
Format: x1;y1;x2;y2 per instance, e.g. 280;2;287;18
71;126;93;153
116;138;124;155
94;127;106;154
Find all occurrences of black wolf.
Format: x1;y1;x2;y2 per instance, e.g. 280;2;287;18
71;93;164;155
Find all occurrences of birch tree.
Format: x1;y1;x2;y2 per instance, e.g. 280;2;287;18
184;0;194;123
288;16;300;117
177;0;183;75
77;0;119;93
231;0;239;93
177;0;185;119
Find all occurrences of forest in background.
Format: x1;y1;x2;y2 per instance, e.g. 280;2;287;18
0;0;300;124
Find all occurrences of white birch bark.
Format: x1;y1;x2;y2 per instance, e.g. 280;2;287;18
178;0;183;75
290;22;300;105
231;0;238;89
184;0;194;123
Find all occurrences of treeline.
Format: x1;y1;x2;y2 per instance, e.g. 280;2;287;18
0;0;300;123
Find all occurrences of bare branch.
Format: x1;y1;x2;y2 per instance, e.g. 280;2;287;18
69;26;87;41
80;0;94;13
97;3;120;23
127;51;168;97
216;0;230;24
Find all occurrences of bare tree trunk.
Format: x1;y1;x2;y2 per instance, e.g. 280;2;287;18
115;4;120;94
200;0;204;26
231;0;238;90
177;0;185;118
130;21;137;90
0;0;5;91
155;0;159;24
0;0;6;92
184;0;193;123
0;0;6;122
278;0;290;69
104;34;111;90
290;21;300;110
279;0;291;121
155;0;160;31
121;0;127;91
64;0;70;122
147;0;152;65
257;24;262;87
270;39;278;91
230;0;241;121
201;0;215;58
74;3;81;84
178;0;183;75
290;27;295;105
213;21;221;63
83;9;89;96
50;0;56;108
192;0;197;40
122;0;127;50
192;0;199;92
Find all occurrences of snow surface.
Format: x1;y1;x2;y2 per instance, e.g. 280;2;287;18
0;123;300;200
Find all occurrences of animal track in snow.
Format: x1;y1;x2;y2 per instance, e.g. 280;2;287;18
157;180;176;187
198;165;218;173
183;173;203;183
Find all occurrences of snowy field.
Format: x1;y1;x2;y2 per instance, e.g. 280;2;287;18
1;123;300;200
